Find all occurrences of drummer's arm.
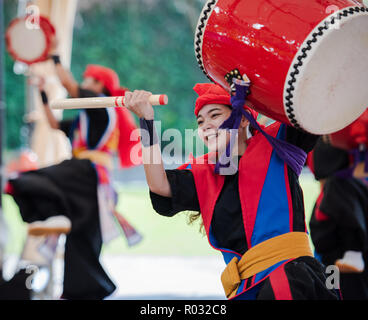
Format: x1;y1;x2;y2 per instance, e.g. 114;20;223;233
124;90;172;197
50;55;79;98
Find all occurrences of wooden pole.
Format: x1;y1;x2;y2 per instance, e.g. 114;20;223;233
51;94;169;110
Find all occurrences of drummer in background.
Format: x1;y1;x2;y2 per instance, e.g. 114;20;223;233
123;82;339;300
5;42;141;299
308;137;368;299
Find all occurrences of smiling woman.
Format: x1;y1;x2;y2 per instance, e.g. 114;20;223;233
193;83;253;159
123;81;338;301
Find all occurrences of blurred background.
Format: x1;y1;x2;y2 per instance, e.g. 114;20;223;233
0;0;320;299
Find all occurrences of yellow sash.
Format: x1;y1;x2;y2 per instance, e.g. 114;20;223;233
73;150;113;170
221;232;313;299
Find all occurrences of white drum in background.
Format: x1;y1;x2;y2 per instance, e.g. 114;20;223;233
5;15;56;65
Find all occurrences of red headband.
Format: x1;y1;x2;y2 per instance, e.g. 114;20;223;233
193;83;231;116
84;64;121;96
193;83;258;119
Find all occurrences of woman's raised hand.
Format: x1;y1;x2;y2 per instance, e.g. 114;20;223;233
124;90;154;120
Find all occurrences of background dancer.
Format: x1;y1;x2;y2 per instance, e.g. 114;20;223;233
308;137;368;299
6;52;141;299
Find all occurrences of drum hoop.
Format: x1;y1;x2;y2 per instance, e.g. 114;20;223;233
5;15;55;65
194;0;218;83
283;6;368;131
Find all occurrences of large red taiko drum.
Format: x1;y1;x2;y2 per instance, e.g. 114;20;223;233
194;0;368;134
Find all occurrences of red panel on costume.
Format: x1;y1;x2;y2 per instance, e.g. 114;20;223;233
190;122;281;247
237;122;280;247
269;263;293;300
185;153;225;235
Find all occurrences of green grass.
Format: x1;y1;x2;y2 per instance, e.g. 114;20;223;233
2;174;321;257
104;185;214;256
2;195;28;256
300;174;321;226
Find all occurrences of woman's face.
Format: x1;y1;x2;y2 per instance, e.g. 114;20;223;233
197;104;232;152
81;77;105;94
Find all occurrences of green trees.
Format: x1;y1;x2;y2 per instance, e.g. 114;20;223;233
71;0;208;148
4;0;26;150
4;0;208;151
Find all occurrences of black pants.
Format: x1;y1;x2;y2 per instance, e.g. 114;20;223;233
8;158;116;300
309;176;368;300
0;269;31;300
256;256;339;300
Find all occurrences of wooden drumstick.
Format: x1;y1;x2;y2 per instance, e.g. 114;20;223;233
50;94;168;110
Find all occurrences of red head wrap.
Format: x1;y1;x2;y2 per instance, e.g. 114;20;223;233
193;83;258;120
83;64;122;96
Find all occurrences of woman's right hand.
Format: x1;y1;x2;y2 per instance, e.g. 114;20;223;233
124;90;154;120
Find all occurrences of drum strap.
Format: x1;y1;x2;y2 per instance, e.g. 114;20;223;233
216;80;307;176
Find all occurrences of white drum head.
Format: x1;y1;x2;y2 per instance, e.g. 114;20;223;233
7;19;47;63
284;7;368;134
